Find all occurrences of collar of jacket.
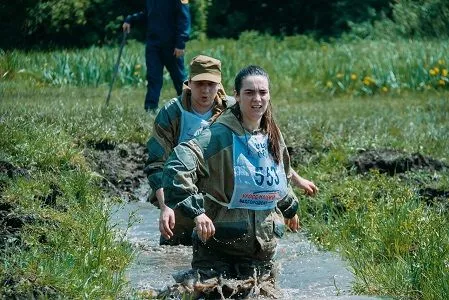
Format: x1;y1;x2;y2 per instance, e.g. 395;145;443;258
214;108;246;136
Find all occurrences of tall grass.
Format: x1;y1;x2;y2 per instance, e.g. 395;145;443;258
1;33;448;98
283;92;449;299
0;94;140;298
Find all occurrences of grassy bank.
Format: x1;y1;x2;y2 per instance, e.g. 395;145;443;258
1;37;449;298
0;85;148;298
277;91;449;298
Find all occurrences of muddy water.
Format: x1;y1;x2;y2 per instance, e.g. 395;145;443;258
111;200;381;299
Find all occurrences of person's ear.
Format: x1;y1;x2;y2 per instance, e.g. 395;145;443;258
234;90;239;102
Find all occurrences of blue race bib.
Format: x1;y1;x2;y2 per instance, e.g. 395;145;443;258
177;101;210;144
229;133;288;210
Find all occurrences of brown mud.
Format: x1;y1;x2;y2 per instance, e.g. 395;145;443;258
83;141;149;202
0;161;32;249
0;161;60;298
348;148;448;175
348;148;449;208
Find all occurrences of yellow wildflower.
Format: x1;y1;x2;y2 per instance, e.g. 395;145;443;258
442;69;448;77
438;59;445;65
438;79;445;86
433;67;440;75
363;76;373;85
336;73;344;79
350;74;357;80
429;69;436;76
382;86;388;92
135;64;141;70
326;81;333;88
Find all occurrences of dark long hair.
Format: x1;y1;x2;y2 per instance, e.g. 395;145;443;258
234;65;282;164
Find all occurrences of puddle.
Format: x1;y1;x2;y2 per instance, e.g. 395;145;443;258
111;200;382;299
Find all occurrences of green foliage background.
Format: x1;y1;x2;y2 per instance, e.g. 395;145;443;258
1;0;449;49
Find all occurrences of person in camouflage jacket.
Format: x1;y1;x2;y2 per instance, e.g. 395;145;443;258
145;55;234;245
162;66;301;294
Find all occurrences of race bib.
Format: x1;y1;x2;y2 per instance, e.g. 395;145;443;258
228;133;288;210
177;101;210;143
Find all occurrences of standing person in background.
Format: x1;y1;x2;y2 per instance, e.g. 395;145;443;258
146;55;234;246
122;0;190;113
162;65;303;298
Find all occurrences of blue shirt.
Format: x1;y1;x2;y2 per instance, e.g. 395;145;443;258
125;0;190;49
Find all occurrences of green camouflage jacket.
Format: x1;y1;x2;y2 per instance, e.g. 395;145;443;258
163;107;299;259
145;82;234;204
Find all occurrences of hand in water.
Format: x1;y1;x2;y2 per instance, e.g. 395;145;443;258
194;213;215;242
159;206;175;239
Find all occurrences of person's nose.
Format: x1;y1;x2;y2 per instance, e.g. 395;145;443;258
202;84;211;93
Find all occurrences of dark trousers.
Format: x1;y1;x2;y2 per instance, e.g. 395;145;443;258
191;233;274;280
159;208;194;246
145;44;186;110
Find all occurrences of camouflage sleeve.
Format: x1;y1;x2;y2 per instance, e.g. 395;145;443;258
145;106;179;196
277;186;299;219
162;141;207;219
276;133;299;219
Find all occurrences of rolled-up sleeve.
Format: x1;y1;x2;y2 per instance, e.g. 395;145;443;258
145;109;177;193
277;186;299;219
276;136;299;218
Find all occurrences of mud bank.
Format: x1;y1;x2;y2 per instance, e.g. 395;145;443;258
84;143;448;206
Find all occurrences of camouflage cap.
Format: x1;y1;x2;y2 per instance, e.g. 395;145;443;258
189;55;221;83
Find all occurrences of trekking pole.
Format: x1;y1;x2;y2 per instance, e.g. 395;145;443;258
106;31;128;106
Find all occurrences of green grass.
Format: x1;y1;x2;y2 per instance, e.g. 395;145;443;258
1;37;449;299
284;92;449;299
1;33;448;98
0;95;138;298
